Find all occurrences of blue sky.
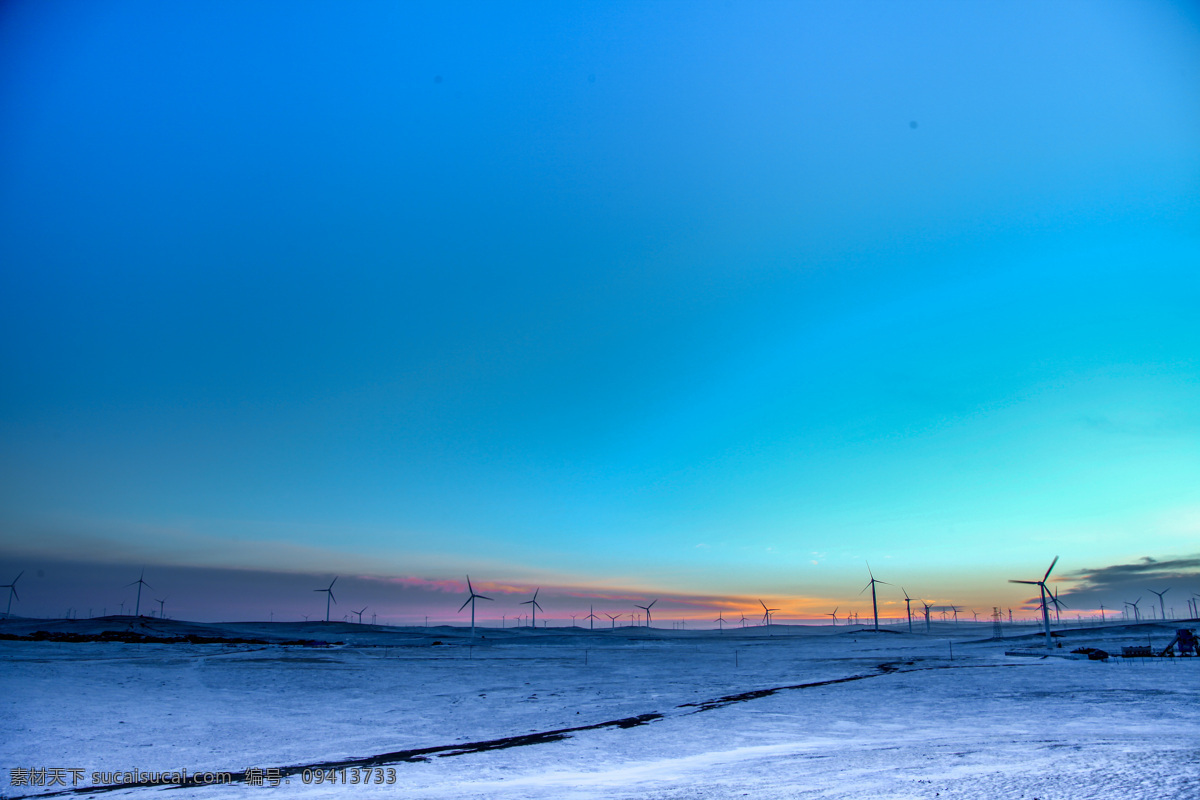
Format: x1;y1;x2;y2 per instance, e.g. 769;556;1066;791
1;1;1198;622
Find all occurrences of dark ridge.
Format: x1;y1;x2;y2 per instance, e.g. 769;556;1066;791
677;672;878;712
0;631;334;647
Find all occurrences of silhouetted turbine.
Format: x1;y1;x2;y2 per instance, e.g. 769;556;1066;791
458;576;492;637
636;599;657;627
521;588;544;628
859;563;891;631
1;572;21;618
1149;588;1170;620
314;577;338;622
1008;556;1059;647
126;569;152;617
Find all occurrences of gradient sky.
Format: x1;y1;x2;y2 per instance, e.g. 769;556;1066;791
1;1;1198;623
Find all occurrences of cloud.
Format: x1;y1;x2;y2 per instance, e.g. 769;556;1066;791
1057;554;1200;613
1065;556;1200;589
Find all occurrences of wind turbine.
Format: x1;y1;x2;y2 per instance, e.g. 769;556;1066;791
127;569;152;617
585;605;598;631
458;576;492;638
1048;590;1067;623
1149;588;1170;620
636;599;657;627
353;607;367;624
758;599;779;629
1098;603;1107;623
1126;597;1142;622
860;564;890;631
1;572;22;618
739;613;748;628
949;605;962;624
901;589;913;633
521;589;544;628
714;612;726;632
605;612;619;629
155;597;167;619
314;577;337;622
826;607;839;626
1008;556;1058;647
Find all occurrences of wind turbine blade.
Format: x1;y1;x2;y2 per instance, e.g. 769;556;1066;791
1008;580;1038;585
329;577;338;589
1042;556;1059;582
759;599;768;612
476;594;493;601
10;587;17;601
329;591;336;605
466;576;474;594
648;600;657;609
859;581;872;595
458;598;472;612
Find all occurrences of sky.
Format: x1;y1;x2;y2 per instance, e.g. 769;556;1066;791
1;0;1198;624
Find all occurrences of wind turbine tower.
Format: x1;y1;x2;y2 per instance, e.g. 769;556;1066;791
585;605;598;631
860;564;890;631
1;572;21;618
521;589;544;628
457;576;493;637
758;599;779;631
155;598;167;619
901;588;913;634
1008;556;1059;647
127;569;152;617
605;612;619;629
636;599;658;628
826;607;839;626
1126;597;1142;622
921;601;933;633
314;577;338;622
353;607;367;624
715;612;726;632
1149;588;1170;621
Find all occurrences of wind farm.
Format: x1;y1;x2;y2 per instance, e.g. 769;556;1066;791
3;0;1199;797
3;567;1197;800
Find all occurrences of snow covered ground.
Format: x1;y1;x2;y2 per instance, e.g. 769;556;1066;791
3;617;1198;799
